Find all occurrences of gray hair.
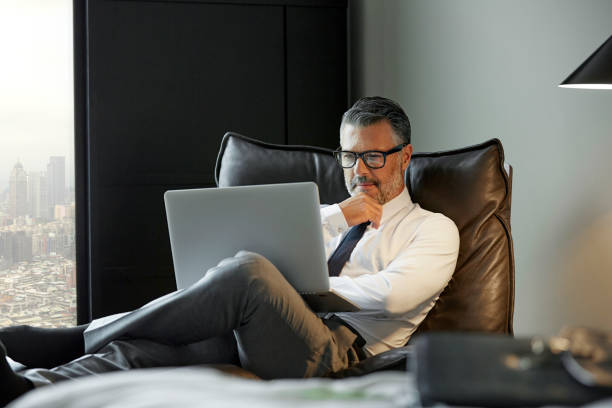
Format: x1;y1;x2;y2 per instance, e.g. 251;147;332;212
340;96;411;145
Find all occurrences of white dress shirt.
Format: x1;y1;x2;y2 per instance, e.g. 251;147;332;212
320;187;459;356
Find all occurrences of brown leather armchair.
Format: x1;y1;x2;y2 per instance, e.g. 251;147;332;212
215;132;515;375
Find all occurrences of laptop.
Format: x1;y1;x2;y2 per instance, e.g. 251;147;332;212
163;182;359;313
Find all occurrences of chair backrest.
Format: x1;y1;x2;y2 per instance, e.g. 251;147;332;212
216;132;515;335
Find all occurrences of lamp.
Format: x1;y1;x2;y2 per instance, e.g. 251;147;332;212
559;35;612;89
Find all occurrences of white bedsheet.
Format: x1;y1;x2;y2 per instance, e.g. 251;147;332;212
8;368;419;408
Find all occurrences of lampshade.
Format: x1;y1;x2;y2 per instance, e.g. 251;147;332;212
559;35;612;89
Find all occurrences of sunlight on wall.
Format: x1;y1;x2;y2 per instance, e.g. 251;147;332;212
556;211;612;331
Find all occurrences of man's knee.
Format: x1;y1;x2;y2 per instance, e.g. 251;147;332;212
206;251;281;288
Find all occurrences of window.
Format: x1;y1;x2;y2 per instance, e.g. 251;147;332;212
0;0;75;328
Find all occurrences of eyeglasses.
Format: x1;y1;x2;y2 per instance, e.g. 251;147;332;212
333;144;407;169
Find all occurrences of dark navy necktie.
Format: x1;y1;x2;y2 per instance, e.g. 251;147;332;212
327;222;370;277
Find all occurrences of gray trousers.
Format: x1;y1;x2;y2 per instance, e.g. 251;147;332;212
22;251;360;385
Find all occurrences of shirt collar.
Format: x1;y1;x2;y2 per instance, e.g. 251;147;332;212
380;187;414;225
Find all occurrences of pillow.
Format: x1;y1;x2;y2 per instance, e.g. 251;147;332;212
215;132;349;205
409;140;514;335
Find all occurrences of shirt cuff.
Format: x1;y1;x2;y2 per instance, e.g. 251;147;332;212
320;204;349;234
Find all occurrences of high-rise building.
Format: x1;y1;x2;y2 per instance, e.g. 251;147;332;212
27;171;48;220
31;232;47;257
9;161;28;218
47;156;65;218
0;231;13;264
46;232;58;255
54;203;76;221
11;231;32;263
0;188;8;204
0;215;11;228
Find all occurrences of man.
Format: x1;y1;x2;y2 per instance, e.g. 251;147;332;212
0;96;459;406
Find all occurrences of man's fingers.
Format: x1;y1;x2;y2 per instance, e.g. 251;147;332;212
352;194;381;228
370;212;382;229
365;202;382;229
339;193;384;228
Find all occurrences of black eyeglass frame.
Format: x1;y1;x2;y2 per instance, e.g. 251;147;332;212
333;143;407;169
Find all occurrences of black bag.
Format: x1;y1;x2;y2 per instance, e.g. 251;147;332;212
412;332;612;407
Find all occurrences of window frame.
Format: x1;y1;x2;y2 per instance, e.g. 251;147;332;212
73;0;91;324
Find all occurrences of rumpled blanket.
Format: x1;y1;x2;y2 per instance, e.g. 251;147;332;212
7;367;417;408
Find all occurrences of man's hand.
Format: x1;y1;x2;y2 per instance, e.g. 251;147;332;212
338;193;382;229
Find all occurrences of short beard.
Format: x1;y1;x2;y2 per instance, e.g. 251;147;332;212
378;169;404;204
345;161;405;205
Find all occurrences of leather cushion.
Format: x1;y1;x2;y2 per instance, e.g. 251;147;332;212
409;140;514;335
215;132;349;205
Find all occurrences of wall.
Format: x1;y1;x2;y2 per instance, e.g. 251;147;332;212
350;0;612;336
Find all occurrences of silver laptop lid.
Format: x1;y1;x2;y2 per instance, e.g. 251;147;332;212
164;182;330;293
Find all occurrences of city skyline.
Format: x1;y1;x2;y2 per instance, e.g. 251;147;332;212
0;157;76;328
5;156;71;220
0;156;74;194
0;0;74;192
0;0;75;328
0;180;76;328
